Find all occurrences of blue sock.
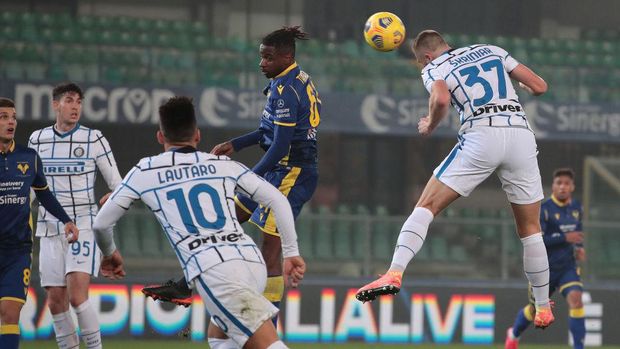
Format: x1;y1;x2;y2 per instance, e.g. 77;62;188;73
570;308;585;349
0;324;20;349
512;305;534;337
271;301;281;327
0;334;19;349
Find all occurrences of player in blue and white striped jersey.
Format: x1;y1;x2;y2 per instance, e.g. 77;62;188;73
28;83;122;349
93;96;305;349
357;30;555;329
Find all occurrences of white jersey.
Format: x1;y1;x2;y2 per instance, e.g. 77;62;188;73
422;44;528;133
108;149;276;282
29;124;122;236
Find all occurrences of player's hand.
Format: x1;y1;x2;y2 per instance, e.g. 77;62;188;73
64;222;79;243
100;250;126;280
283;256;306;288
418;116;434;136
99;192;113;206
565;231;584;244
575;247;586;262
211;141;234;156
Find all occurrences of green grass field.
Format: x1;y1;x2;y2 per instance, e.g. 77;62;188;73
18;341;620;349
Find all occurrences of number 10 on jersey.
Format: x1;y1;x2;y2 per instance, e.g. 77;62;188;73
166;183;226;233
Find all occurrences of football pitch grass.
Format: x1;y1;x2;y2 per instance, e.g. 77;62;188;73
19;341;620;349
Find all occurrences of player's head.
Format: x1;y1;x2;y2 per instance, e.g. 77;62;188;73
552;168;575;202
260;26;308;78
0;98;17;144
157;96;200;148
412;30;450;67
52;82;83;126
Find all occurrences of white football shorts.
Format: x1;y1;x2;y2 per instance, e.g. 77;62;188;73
192;259;277;347
39;221;102;287
433;126;543;204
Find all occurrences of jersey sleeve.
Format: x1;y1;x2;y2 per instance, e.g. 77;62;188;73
490;45;519;72
422;66;443;93
271;85;300;127
31;153;48;190
93;130;123;191
108;166;141;210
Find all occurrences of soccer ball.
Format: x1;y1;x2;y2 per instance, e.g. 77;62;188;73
363;12;406;52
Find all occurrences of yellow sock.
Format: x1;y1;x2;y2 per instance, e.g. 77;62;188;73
263;276;284;303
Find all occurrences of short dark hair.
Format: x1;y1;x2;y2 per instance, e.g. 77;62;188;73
262;26;309;56
0;97;15;108
53;82;83;101
553;167;575;181
158;96;197;142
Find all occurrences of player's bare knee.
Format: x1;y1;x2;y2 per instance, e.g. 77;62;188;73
0;302;23;323
567;291;583;309
45;287;69;312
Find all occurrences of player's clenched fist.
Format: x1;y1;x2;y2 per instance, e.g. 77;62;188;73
210;141;234;156
100;250;126;280
64;221;79;243
283;256;306;288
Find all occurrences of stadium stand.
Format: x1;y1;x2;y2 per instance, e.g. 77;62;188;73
2;11;620;102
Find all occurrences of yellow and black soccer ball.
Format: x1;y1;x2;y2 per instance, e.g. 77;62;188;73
363;12;406;52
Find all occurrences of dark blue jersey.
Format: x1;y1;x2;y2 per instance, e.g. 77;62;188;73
0;141;48;252
540;195;583;272
259;62;321;168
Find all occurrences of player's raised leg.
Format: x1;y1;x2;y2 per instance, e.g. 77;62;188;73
511;202;554;328
357;176;459;302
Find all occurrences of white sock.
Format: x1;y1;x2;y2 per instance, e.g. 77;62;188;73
74;301;102;349
521;233;550;307
52;311;79;349
267;340;289;349
389;207;434;272
207;337;239;349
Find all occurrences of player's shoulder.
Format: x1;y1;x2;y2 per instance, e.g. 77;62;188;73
14;143;37;156
28;125;54;143
542;197;555;207
271;63;307;97
78;125;106;139
201;153;250;172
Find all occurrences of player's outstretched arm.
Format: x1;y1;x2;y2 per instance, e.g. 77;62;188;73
509;64;548;96
419;80;451;136
212;129;263;156
93;199;129;279
34;188;78;242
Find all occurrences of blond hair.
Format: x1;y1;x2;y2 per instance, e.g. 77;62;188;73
412;30;447;53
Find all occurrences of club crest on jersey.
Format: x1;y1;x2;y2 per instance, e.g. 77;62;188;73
17;162;29;175
555;213;561;220
73;146;85;157
572;210;580;219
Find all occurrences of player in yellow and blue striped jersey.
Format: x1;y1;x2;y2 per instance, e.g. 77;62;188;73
0;97;78;349
142;27;320;324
